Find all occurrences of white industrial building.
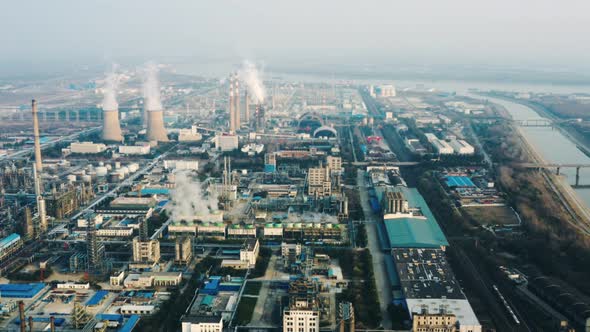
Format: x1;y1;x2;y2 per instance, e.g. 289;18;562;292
164;160;199;170
425;133;454;155
69;142;107;154
181;315;223;332
97;227;134;237
178;126;203;142
214;134;239;151
449;139;475;155
406;298;482;332
119;143;151;155
376;84;396;98
283;309;320;332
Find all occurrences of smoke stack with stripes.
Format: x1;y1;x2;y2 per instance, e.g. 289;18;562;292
31;100;47;235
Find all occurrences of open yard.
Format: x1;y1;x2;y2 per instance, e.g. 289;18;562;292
462;205;520;226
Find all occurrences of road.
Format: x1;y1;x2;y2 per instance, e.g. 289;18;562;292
69;143;177;221
357;169;392;329
0;126;101;162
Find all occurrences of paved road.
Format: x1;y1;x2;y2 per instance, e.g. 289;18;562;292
0;126;101;162
357;169;392;329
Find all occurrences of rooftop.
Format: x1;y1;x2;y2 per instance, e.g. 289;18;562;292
392;248;464;300
381;187;448;248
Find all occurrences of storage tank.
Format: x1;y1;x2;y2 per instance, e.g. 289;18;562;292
128;163;139;173
82;175;92;183
95;166;108;177
66;174;77;182
121;166;129;176
106;164;112;171
98;161;104;166
115;161;121;169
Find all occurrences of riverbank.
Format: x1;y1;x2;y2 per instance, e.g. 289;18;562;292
484;100;590;234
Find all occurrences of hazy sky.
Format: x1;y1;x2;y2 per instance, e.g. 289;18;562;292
1;0;589;72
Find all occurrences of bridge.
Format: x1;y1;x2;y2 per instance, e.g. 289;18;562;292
518;163;590;186
514;118;582;128
351;161;421;167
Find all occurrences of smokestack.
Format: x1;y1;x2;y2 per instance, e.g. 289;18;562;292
19;301;25;332
146;110;169;142
245;87;250;124
229;74;235;133
102;107;123;142
28;316;33;332
50;316;55;332
33;166;47;235
31;100;42;172
234;73;240;129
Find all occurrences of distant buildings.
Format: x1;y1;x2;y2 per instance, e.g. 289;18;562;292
308;167;331;196
175;236;193;265
132;237;161;263
69;142;107;154
164;160;199;170
119;143;151;155
425;134;475;155
0;234;23;263
178;125;203;142
214;134;238;151
221;239;259;269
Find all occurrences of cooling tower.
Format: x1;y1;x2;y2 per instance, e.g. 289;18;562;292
146;110;169;142
102;108;123;142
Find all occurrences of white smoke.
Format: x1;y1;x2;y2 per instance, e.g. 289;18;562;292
102;68;120;111
169;170;218;221
142;62;163;111
238;60;266;104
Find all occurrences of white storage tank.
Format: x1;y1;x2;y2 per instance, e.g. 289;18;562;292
82;175;92;183
115;161;121;169
106;164;112;171
95;166;108;177
121;167;129;176
66;174;77;182
128;163;139;173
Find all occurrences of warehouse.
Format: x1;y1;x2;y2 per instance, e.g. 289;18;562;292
0;283;46;298
381;187;448;249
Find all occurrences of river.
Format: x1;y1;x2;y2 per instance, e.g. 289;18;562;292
471;95;590;207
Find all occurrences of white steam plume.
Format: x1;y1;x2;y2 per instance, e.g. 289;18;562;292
169;170;218;221
102;68;120;111
238;60;265;104
142;62;163;111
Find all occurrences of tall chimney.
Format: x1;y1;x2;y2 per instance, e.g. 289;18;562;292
28;316;33;332
245;87;250;124
229;74;235;133
33;166;47;235
50;316;55;332
234;73;240;129
102;106;123;142
31;100;43;172
19;301;26;332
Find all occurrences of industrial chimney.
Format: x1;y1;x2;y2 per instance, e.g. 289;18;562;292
146;108;169;142
31;100;47;234
31;100;42;172
244;87;250;124
234;73;240;129
101;106;123;142
229;74;235;133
